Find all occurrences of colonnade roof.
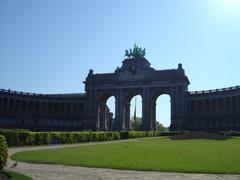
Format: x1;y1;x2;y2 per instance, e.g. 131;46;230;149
0;88;85;99
187;85;240;95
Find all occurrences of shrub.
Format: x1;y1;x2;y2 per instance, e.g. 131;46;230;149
79;132;90;142
0;135;8;170
105;132;120;140
119;131;129;139
160;131;183;136
34;133;51;145
0;129;31;146
50;132;61;144
18;132;35;145
89;132;100;142
120;131;162;139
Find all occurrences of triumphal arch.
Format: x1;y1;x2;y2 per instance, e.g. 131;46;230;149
1;45;240;132
84;57;190;131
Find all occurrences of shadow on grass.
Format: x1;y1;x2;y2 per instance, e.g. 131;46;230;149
170;132;231;140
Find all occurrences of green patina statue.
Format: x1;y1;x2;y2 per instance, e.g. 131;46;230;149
125;44;146;59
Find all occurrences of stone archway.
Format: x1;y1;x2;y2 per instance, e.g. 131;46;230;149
97;91;116;131
84;58;189;131
123;89;143;131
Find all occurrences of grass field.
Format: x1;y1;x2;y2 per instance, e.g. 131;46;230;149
1;170;32;180
11;137;240;174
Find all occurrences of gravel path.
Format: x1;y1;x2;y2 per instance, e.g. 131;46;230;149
4;140;240;180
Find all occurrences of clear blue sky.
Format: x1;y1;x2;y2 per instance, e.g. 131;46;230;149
1;0;240;126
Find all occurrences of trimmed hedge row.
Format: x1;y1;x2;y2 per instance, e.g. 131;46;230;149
119;131;183;139
0;129;120;146
0;135;8;170
119;131;161;139
0;129;185;147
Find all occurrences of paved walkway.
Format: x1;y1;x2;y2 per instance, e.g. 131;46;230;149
5;140;240;180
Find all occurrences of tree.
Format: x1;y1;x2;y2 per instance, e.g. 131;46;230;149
130;117;142;131
125;44;146;59
156;121;168;132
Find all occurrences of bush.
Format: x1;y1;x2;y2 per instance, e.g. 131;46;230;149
0;129;31;146
18;132;35;145
160;131;183;136
120;131;162;139
49;132;61;144
78;132;91;142
0;135;8;170
34;133;51;145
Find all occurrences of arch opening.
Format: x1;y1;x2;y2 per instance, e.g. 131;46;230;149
98;94;115;131
129;95;142;131
155;94;171;131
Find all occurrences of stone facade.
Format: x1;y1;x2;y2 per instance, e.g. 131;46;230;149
0;89;87;131
186;87;240;131
84;58;189;131
1;57;240;131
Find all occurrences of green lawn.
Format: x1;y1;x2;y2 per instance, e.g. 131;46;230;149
1;170;32;180
11;137;240;174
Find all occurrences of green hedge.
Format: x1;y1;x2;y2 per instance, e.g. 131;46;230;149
119;131;182;139
0;129;185;147
0;129;120;146
0;135;8;170
120;131;156;139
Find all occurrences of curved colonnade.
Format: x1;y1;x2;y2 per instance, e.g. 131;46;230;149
186;86;240;131
0;89;87;131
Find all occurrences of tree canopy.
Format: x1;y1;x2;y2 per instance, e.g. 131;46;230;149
130;117;167;132
125;44;146;59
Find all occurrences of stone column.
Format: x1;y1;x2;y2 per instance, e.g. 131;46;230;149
21;101;24;115
55;103;59;118
26;100;29;116
6;98;9;115
96;105;101;131
236;96;240;115
113;88;125;131
0;98;3;114
98;103;103;131
223;98;226;115
12;99;16;115
209;99;212;115
216;98;219;115
104;105;108;131
191;100;195;116
229;97;233;115
186;100;190;116
70;103;73;117
124;101;131;131
142;88;152;130
195;100;199;115
151;101;156;130
63;103;67;117
99;103;107;131
18;99;21;116
203;99;206;115
84;89;99;130
170;86;187;131
33;101;37;116
1;98;4;114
